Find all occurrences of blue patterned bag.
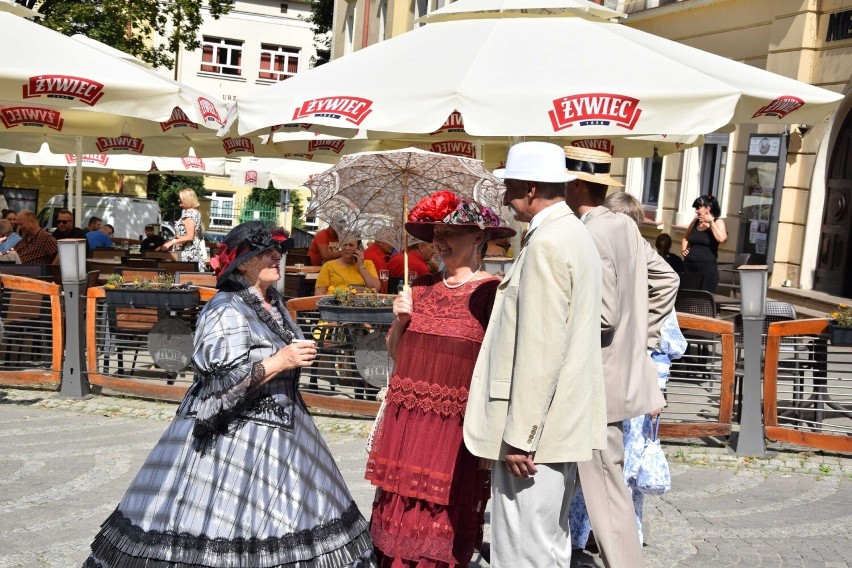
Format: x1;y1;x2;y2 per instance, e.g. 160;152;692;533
636;416;671;496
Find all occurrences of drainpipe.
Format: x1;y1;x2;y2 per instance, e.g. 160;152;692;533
362;0;371;49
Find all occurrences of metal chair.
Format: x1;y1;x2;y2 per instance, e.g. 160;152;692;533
106;268;166;375
716;253;752;297
674;289;717;380
733;300;805;419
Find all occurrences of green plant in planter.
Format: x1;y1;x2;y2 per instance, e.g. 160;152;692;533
329;286;392;307
104;274;124;289
828;304;852;327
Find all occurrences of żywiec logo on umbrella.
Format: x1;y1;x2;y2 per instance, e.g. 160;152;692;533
569;139;615;156
292;96;373;125
244;170;259;185
96;136;145;153
198;97;222;125
64;154;109;166
549;93;642;131
271;123;312;132
751;96;805;119
1;106;64;131
429;141;476;158
161;107;199;132
308;140;346;154
23;75;105;106
431;112;465;135
180;157;205;171
223;137;255;155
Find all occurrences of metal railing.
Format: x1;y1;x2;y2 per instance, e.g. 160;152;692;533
659;312;735;438
0;275;62;385
764;319;852;453
84;286;215;402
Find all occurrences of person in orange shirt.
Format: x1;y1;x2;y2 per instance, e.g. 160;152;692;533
308;226;341;266
387;241;439;292
363;237;394;274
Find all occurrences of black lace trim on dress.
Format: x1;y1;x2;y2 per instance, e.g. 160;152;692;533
85;501;375;568
192;391;295;452
237;286;295;344
250;361;266;389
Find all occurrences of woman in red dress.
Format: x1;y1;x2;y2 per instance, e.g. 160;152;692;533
365;191;516;567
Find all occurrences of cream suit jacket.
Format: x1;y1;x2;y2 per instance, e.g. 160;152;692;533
583;206;678;423
463;202;608;464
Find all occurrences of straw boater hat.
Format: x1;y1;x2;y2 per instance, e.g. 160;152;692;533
404;190;516;242
563;146;624;188
210;221;289;288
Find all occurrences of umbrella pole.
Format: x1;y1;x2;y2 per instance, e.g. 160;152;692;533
74;136;83;228
402;191;409;292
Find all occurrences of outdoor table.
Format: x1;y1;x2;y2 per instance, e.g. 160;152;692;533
712;293;741;317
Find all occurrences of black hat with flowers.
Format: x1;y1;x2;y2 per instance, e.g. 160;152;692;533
210;221;289;289
404;190;516;242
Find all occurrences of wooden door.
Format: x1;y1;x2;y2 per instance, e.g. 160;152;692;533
814;112;852;296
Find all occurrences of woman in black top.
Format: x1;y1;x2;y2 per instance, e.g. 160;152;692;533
682;195;728;293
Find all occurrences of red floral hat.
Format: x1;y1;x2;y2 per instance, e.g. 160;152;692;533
210;221;289;288
404;190;516;242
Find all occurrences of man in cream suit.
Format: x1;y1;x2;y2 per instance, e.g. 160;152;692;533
564;146;679;567
464;142;607;567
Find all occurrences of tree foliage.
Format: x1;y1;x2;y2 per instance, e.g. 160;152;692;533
290;191;305;230
38;0;233;70
152;174;205;222
304;0;333;66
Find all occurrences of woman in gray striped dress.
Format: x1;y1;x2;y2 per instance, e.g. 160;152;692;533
85;221;375;567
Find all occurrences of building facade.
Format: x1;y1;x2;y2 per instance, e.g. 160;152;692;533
330;0;852;294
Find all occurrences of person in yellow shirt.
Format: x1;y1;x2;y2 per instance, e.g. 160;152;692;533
315;236;381;294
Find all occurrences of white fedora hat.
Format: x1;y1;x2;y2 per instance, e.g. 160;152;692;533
493;141;577;183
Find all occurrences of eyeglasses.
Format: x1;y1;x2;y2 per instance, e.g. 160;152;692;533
57;220;72;224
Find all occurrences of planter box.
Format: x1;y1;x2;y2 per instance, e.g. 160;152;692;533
105;287;200;310
317;296;394;324
828;323;852;347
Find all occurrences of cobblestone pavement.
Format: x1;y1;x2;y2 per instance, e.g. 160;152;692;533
0;387;850;568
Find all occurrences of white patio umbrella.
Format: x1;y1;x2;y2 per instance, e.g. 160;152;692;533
229;158;332;189
223;16;842;140
0;12;230;224
0;145;226;216
268;119;703;162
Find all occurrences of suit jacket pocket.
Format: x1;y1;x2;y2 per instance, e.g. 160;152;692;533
490;379;511;400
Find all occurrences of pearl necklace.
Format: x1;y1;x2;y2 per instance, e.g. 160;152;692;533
442;266;482;289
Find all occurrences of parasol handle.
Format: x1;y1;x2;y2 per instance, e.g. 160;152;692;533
402;192;410;292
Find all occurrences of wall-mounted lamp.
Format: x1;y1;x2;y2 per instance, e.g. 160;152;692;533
796;124;811;137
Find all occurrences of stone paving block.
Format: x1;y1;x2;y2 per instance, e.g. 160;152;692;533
1;387;851;568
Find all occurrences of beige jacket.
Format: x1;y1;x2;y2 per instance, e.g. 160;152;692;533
583;206;678;422
463;202;607;464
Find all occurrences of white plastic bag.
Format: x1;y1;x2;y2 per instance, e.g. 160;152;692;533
636;416;671;496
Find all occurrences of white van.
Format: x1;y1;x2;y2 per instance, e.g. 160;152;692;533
37;194;162;241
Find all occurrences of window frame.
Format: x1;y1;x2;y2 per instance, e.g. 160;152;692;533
641;151;664;207
200;36;244;78
258;44;300;82
208;191;236;230
699;133;730;204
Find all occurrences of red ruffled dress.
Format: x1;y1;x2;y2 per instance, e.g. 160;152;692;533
365;274;498;568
